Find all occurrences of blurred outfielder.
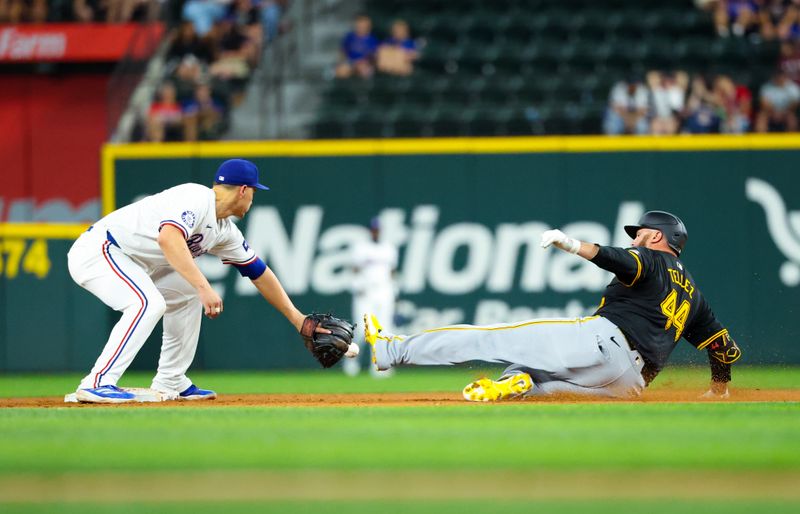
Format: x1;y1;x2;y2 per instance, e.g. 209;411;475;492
344;217;398;377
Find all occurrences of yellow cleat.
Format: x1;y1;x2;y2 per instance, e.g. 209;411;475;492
363;313;383;366
364;313;402;370
363;313;382;346
462;372;533;402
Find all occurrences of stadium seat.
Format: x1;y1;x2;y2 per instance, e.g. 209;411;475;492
506;11;538;41
310;111;348;139
641;38;678;70
350;110;388;139
673;37;713;72
313;0;771;137
385;105;433;138
429;105;471;136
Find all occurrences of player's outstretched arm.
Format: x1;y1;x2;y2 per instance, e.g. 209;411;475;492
158;225;223;318
541;229;643;285
251;267;305;331
540;229;599;260
252;268;355;370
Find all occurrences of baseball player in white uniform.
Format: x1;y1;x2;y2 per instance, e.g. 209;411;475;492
344;217;398;377
68;159;319;403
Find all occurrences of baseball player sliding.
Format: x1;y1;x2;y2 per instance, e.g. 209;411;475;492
364;211;742;401
68;159;354;404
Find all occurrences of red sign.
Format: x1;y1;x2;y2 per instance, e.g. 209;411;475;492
0;23;163;62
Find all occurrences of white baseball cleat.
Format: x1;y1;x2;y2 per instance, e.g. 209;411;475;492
462;373;533;402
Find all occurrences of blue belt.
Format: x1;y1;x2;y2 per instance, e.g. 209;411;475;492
106;230;120;248
87;225;120;248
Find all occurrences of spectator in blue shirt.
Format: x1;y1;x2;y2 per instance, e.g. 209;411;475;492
713;0;759;37
377;19;420;76
182;83;225;141
683;75;723;134
336;14;379;79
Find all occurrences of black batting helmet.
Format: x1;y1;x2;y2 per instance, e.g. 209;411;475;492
624;211;688;255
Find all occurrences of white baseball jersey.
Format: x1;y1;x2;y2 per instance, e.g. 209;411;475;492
351;240;398;295
68;183;262;395
346;239;399;376
95;183;256;273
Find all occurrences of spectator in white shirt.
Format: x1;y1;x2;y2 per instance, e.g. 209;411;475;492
756;69;800;132
648;70;689;135
603;76;650;135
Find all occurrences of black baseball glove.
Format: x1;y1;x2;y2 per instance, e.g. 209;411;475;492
300;313;355;368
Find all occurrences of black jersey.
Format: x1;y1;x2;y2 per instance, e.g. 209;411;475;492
591;246;741;384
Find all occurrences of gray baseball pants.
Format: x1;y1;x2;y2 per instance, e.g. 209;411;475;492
373;316;646;398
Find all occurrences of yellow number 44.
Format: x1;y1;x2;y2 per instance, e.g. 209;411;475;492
660;289;690;342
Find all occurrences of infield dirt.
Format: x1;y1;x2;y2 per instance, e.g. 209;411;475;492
2;470;800;502
1;388;799;408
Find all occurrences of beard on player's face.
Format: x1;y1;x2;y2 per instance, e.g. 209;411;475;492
632;230;655;248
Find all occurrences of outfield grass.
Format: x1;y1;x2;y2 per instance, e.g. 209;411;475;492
1;402;798;472
1;367;798;511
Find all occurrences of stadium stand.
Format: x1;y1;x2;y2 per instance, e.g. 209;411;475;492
310;0;782;138
0;0;158;23
134;0;289;142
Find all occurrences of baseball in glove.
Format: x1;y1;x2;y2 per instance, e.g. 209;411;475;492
300;313;355;368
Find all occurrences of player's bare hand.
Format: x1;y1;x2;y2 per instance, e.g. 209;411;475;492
541;229;581;254
699;381;730;399
294;313;332;334
699;389;730;399
199;286;223;319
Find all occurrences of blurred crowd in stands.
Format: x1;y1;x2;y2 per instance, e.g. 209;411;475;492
604;70;758;135
6;1;800;138
0;0;288;142
0;0;158;23
335;13;421;79
606;65;800;136
145;0;288;142
697;0;800;41
334;9;800;136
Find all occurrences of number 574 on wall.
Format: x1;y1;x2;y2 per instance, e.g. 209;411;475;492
0;239;51;279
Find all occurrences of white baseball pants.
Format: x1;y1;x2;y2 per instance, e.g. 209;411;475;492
67;228;201;394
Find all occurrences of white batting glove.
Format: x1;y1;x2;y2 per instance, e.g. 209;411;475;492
540;229;581;254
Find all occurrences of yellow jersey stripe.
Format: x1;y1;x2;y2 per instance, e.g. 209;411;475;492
696;329;729;350
621;250;643;287
422;316;600;334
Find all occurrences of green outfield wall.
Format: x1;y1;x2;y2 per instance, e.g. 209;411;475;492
2;136;800;371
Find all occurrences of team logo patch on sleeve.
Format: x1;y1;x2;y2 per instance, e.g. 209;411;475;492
181;211;196;228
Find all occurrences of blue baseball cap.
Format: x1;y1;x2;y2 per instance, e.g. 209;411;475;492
214;159;269;190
